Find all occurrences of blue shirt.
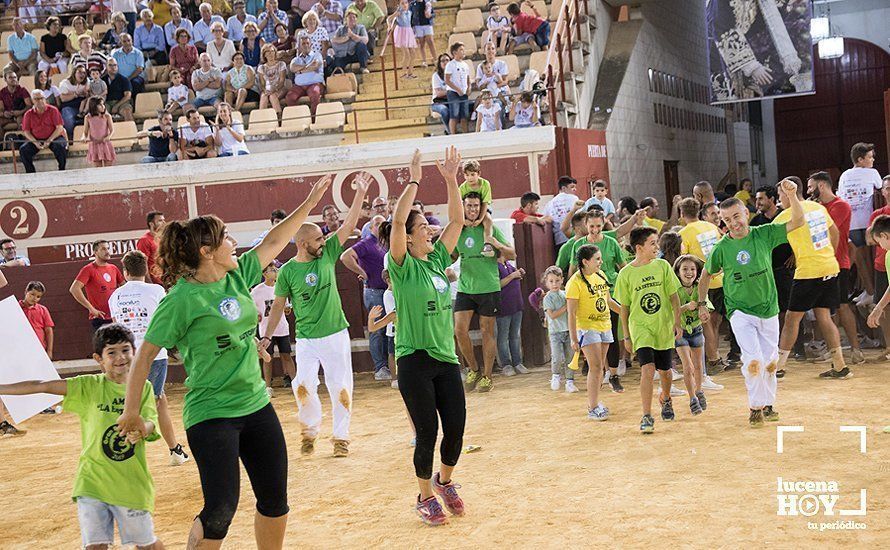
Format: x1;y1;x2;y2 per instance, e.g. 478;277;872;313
290;51;324;86
134;23;166;52
165;19;194;47
258;10;289;43
583;196;616;216
7;32;38;62
112;47;145;79
226;14;257;42
193;15;226;45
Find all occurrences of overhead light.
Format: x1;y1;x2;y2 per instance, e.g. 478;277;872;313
818;36;844;59
810;17;830;41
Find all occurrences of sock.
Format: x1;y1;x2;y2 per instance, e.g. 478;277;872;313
830;347;846;369
776;349;791;370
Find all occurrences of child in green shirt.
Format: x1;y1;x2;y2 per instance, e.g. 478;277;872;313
613;226;682;434
673;254;712;416
459;159;496;256
0;324;163;549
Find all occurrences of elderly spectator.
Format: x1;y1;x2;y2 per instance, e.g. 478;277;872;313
112;33;146;95
227;0;258;41
70;36;109;75
430;53;451;133
103;58;135;121
19;90;67;174
193;2;227;51
331;11;369;73
135;9;169;66
139;110;179;163
65;16;93;55
170;29;200;87
257;43;287;114
179;107;216;159
271;23;295;61
258;0;290;43
58;65;89;137
224;51;257;109
7;18;39;76
214;101;249;156
0;239;30;267
165;5;195;48
345;0;384;55
207;22;237;71
38;17;71;76
301;10;331;58
241;22;264;66
360;196;389;237
0;71;32;131
313;0;343;35
286;32;325;119
191;53;224;107
112;0;139;34
100;12;130;52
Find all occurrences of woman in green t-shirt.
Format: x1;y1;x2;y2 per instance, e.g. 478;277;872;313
389;147;467;526
117;175;332;549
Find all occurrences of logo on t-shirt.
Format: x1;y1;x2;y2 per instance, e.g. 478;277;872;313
101;424;135;462
640;292;661;314
595;297;607;313
218;297;242;321
431;275;448;294
464;236;475;249
102;273;112;283
305;273;319;286
736;250;751;265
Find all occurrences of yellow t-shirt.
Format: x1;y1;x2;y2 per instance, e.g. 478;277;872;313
150;0;174;26
565;270;612;332
735;190;752;205
644;217;665;232
773;200;839;280
678;220;723;289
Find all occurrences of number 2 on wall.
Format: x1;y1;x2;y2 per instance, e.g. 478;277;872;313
10;206;29;235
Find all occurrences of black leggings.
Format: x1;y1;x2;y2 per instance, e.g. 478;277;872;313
186;403;289;540
397;351;466;480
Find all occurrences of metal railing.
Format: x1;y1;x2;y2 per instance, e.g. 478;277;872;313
544;0;589;118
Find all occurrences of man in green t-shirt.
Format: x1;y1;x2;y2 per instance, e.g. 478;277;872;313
454;191;516;393
699;183;799;427
264;174;370;457
0;324;163;548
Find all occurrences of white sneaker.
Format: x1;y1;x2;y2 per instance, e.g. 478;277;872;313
701;376;724;391
565;380;579;393
671;368;683;381
514;364;530;374
854;291;874;306
374;368;393;381
670;385;686;397
617;359;627;376
391;380;399;390
503;365;517;377
602;371;610;385
266;387;274;398
169;444;190;466
550;374;561;391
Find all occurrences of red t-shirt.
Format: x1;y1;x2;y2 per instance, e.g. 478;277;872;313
20;300;54;349
870;206;890;272
510;208;530;223
136;231;161;284
75;261;124;318
824;197;851;270
22;105;63;141
512;12;544;35
0;85;30;111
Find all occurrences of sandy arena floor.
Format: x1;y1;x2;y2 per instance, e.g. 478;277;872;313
2;355;889;548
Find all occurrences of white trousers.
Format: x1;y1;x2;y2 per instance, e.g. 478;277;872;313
293;328;353;441
729;311;779;408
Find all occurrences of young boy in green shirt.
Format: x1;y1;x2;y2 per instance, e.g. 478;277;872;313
613;226;683;434
458;159;496;256
0;324;164;549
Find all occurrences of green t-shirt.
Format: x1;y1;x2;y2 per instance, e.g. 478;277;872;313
613;258;681;351
274;237;349;339
677;284;712;333
388;241;458;364
62;374;160;511
144;250;269;430
569;234;624;285
706;224;788;319
459;177;492;204
456;225;509;294
556;236;578;274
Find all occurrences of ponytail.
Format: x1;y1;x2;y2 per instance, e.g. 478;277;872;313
575;243;601;297
158;215;226;287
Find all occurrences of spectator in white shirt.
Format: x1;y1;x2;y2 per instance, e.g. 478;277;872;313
179;107;217;159
474;90;501;132
444;41;470;134
165;5;195;47
227;0;258;41
207;22;237;71
542;175;579;247
193;2;227;51
214;101;249;156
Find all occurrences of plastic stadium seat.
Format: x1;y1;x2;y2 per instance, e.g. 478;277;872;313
522;0;548;18
279;105;310;133
246;108;279;136
448;33;478;56
69;126;88;153
497;55;520;83
112;120;139;148
134;92;164;119
454;9;484;33
460;0;488;9
529;50;549;76
310;102;345;130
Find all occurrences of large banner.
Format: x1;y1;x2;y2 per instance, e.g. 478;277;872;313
706;0;814;104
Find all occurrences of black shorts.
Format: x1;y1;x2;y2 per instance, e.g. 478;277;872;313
774;266;793;312
837;268;853;304
267;336;292;355
788;276;840;312
707;287;726;317
636;347;673;371
877;270;889;301
454;291;500;316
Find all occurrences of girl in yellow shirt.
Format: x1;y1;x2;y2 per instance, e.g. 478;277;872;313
566;244;621;421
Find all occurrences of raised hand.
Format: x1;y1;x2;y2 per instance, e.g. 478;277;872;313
309;174;333;199
408;149;422;182
779;178;797;196
435;145;462;182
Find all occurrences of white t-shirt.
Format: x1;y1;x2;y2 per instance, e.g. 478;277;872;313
107;281;168;360
383;288;396;337
181;123;213;143
216;121;249;155
476;102;501;132
476;60;509;95
444;59;470;96
838;167;883;230
430;72;446;102
543;191;580;245
251;282;290;337
167;83;189;106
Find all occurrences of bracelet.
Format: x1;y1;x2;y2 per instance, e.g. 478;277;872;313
408;180;420;186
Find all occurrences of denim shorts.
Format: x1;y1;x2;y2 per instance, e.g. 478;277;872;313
578;328;614;345
146;358;168;397
675;326;704;348
413;25;433;37
849;228;867;248
446;91;470;120
387;335;395;355
77;496;156;547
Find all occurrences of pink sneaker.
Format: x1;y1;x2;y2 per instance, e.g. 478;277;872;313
432;473;465;516
416;495;447;526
